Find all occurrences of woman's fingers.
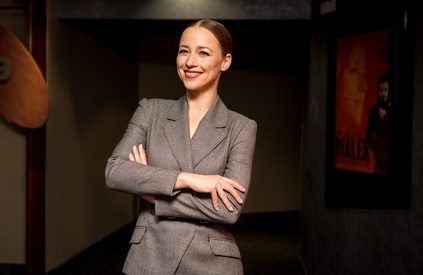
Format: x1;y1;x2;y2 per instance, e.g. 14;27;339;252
138;144;148;165
211;192;219;211
129;144;148;165
228;179;246;193
221;178;245;205
132;145;142;163
227;189;243;205
217;186;233;212
212;177;245;211
141;195;155;203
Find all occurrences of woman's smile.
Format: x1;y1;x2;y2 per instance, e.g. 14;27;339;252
184;70;202;79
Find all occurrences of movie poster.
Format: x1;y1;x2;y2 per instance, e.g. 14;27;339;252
334;30;389;174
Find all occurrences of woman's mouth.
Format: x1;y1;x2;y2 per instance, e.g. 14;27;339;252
185;71;201;79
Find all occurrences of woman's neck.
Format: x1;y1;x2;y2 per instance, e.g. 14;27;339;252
186;90;217;113
186;90;217;139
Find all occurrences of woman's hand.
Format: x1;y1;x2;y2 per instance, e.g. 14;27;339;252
129;144;148;165
176;172;245;212
129;144;155;204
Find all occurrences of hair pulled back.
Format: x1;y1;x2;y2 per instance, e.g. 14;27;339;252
186;19;233;57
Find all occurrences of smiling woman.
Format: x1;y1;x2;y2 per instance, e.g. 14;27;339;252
105;19;257;274
176;20;233;138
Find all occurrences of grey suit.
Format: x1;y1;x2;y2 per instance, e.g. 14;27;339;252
105;94;257;275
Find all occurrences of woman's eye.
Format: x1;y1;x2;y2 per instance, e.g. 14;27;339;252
200;51;210;56
178;49;188;54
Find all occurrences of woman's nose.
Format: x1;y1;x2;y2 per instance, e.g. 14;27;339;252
186;54;197;67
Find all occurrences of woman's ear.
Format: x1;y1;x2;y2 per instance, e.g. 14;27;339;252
221;53;232;72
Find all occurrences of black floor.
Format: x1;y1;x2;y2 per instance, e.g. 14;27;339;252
48;213;304;275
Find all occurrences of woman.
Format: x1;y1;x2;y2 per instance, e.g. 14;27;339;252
336;38;368;134
105;19;257;274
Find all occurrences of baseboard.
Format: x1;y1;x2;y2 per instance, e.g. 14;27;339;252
0;264;25;275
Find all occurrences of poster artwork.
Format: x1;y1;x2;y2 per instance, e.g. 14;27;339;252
334;30;389;174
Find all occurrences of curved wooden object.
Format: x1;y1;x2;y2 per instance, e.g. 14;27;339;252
0;25;49;129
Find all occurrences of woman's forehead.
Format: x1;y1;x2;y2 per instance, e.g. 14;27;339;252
179;26;219;48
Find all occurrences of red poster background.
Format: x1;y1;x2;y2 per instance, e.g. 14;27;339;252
334;30;389;173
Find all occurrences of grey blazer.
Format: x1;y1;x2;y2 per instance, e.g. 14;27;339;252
105;94;257;275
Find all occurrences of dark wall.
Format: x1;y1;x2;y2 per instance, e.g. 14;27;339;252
65;19;311;75
59;0;312;77
301;1;423;274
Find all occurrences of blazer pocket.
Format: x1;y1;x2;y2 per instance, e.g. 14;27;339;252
209;237;241;259
129;226;147;244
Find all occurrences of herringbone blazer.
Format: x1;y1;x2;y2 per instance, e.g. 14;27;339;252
105;94;257;275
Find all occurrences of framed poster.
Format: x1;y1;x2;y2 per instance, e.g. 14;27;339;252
324;7;414;209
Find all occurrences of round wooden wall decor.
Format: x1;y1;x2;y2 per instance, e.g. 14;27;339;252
0;25;49;129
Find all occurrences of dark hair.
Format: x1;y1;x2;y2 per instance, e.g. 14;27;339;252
376;74;391;108
377;74;389;88
186;19;233;57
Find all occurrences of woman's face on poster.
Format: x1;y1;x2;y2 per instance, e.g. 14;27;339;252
338;41;367;126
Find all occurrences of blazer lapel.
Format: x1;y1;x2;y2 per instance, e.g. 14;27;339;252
162;95;194;173
190;96;227;168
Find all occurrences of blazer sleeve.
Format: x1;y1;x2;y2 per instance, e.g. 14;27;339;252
105;98;181;197
154;118;258;225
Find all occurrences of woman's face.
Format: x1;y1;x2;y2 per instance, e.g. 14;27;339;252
339;42;367;126
176;26;231;94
